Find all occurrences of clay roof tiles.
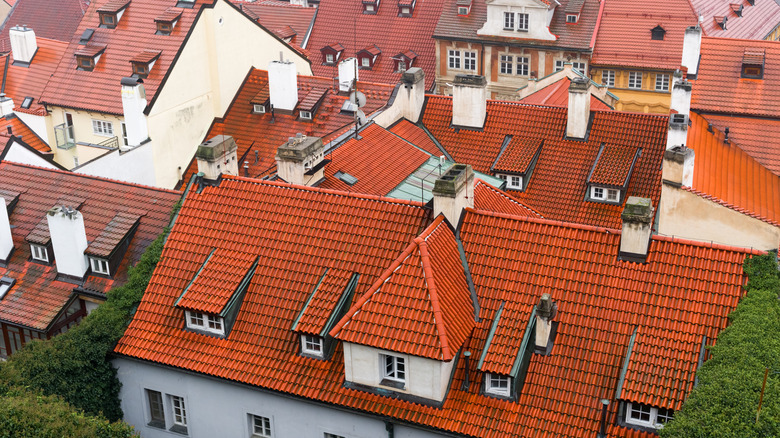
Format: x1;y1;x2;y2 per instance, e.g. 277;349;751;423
232;0;316;48
689;0;780;39
129;49;160;64
698;113;780;176
0;37;68;116
387;119;444;157
0;0;85;52
518;76;614;110
588;143;640;187
175;248;258;314
0;116;50;152
491;136;543;174
473;179;543;218
85;211;141;258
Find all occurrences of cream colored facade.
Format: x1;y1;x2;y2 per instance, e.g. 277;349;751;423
591;68;671;113
45;0;311;188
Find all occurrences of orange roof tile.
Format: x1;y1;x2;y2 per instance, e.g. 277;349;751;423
232;0;316;49
0;37;68;116
473;179;542;218
491;136;543;174
175;248;258;315
0;116;50;152
388;119;444;157
292;267;357;336
689;0;780;39
698;113;780;177
0;0;85;52
129;49;160;64
84;211;140;258
519;77;614;110
588;143;640;187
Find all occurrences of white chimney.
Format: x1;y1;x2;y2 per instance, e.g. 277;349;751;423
432;164;474;225
666;113;689;150
268;60;298;112
681;26;702;77
289;0;309;6
0;95;14;117
670;75;692;116
275;134;325;186
120;77;149;148
535;293;557;353
47;206;89;280
566;77;590;139
400;67;425;123
619;197;654;262
196;135;239;180
0;197;13;263
9;26;37;65
452;75;487;129
338;57;358;93
663;145;695;187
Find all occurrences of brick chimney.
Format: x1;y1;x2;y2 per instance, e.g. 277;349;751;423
0;197;12;263
663;145;695;187
9;26;37;65
566;77;590;139
666;112;689;150
196;135;239;181
338;57;358;93
47;206;89;281
619;197;654;262
120;77;149;148
681;26;702;78
275;134;325;186
268;60;298;112
452;75;487;129
670;74;692;116
535;293;557;354
432;164;474;225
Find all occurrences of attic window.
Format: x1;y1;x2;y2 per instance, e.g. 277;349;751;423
497;174;522;189
97;0;130;29
321;44;344;66
458;6;469;14
623;402;674;430
398;0;415;17
732;3;743;17
566;14;578;23
363;0;379;13
334;170;358;185
185;310;225;336
130;50;161;79
714;16;727;29
591;186;620;203
485;373;511;397
30;244;49;262
99;12;117;28
300;110;313;120
357;45;381;69
90;257;111;275
300;334;323;357
651;25;665;40
0;277;14;300
741;49;765;79
253;104;266;114
21;96;33;109
74;44;106;71
155;9;181;35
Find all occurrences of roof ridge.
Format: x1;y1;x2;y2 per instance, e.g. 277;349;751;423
417;219;455;360
467;207;620;234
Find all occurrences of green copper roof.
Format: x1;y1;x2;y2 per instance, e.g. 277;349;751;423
387;157;506;203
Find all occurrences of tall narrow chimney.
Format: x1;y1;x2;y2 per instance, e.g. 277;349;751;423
9;26;37;65
401;67;425;123
196;135;239;181
0;94;14;117
275;134;325;186
432;164;474;225
120;77;149;148
670;74;692;116
666;113;689;150
338;57;358;93
452;75;487;129
619;197;654;262
268;60;298;112
566;77;590;139
0;197;13;263
681;26;702;77
47;206;89;280
663;145;695;187
535;293;557;353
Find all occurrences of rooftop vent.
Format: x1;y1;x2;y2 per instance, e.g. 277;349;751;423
275;135;328;186
79;28;95;44
334;170;358;186
452;75;487;129
714;15;727;30
651;25;665;40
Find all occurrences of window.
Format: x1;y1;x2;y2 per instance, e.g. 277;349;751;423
572;61;586;72
500;55;513;74
21;96;33;109
625;402;674;429
566;14;577;23
396;60;407;73
253;104;266;114
458;6;468;14
146;389;165;428
170;395;187;432
301;334;324;356
156;21;173;35
381;353;406;384
516;56;529;76
99;13;117;28
251;414;272;437
0;277;13;301
503;11;515;30
76;55;95;71
628;72;642;89
30;244;48;262
464;51;476;71
325;53;334;64
509;175;522;189
92;119;114;136
324;434;345;438
485;373;511;396
364;3;374;12
90;257;110;275
400;6;410;15
448;50;461;69
591;186;620;203
185;310;225;335
655;73;669;91
132;62;149;78
602;70;615;87
189;311;203;326
555;60;564;72
300;110;312;120
361;57;370;67
121;122;128;146
517;13;529;31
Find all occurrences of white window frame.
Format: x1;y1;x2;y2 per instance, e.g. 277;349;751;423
90;257;110;275
396;60;407;73
463;51;477;71
185;310;225;336
517;13;529;31
91;119;114;137
503;11;515;30
628;71;642;89
448;49;461;69
325;53;334;64
250;414;272;437
516;56;529;76
301;334;324;357
364;3;374;11
485;372;511;397
361;56;370;67
253;104;266;114
121;121;128;146
590;186;620;203
509;175;522;189
458;6;468;14
555;60;565;72
380;353;406;384
299;110;313;120
400;6;410;14
30;244;48;262
500;55;513;75
566;14;577;23
602;70;615;87
655;73;669;91
170;395;187;429
572;61;586;72
625;402;674;429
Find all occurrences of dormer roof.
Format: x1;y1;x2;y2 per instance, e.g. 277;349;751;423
175;248;258;315
587;143;640;188
491;136;543;175
85;211;141;258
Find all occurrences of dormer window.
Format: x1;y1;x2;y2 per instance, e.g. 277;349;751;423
503;12;529;31
321;43;344;66
300;334;324;357
253;104;266;114
380;353;406;388
398;0;415;17
741;49;765;79
458;6;469;14
155;8;181;35
623;402;674;430
299;110;312;120
97;0;130;29
591;186;620;203
90;257;111;275
30;244;49;262
566;14;578;23
651;25;666;40
714;16;727;30
363;0;379;14
74;44;106;71
485;373;511;397
456;0;471;15
497;174;522;189
393;50;417;73
129;50;160;79
185;310;225;336
357;45;381;70
732;3;743;17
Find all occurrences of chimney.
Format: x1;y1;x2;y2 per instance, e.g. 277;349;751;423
120;77;150;148
566;76;590;139
670;74;692;116
0;94;14;117
666;112;689;150
681;26;702;77
196;135;239;181
400;67;425;123
9;26;37;65
432;164;474;225
338;57;358;93
452;74;487;129
268;60;298;112
275;134;325;186
535;293;557;353
47;206;89;280
619;197;654;262
663;145;695;187
0;197;13;263
289;0;309;6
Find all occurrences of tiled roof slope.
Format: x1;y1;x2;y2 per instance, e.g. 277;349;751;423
589;143;639;186
699;113;780;177
434;0;600;50
518;77;613;110
421;95;667;228
0;162;180;330
691;37;780;118
687;111;780;226
590;0;697;70
689;0;780;39
388;119;444;157
0;37;68;116
331;216;475;361
175;248;257;314
473;179;542;218
305;0;444;90
181;69;393;186
0;116;50;152
231;0;315;49
0;0;85;52
292;266;356;336
40;0;211;115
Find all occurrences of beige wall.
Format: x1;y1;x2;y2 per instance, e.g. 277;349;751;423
591;68;671;114
45;108;126;169
658;183;780;251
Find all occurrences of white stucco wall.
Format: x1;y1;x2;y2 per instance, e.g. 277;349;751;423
114;357;452;438
477;0;555;40
1;142;58;168
74;141;157;186
14;111;50;145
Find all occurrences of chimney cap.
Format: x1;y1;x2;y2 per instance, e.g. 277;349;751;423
621;197;653;224
196;135;238;160
453;74;486;87
664;145;694;164
569;76;589;92
401;67;424;85
432;164;473;197
537;293;557;320
276;135;323;163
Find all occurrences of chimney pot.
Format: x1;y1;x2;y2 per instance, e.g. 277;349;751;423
275;135;325;186
670;79;692;116
619;197;654;262
120;77;149;148
666;113;689;150
681;26;702;77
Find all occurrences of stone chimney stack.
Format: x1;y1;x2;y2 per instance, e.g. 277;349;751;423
47;206;89;280
619;197;654;262
338;57;358;93
196;135;239;181
452;75;487;129
275;134;325;186
666;112;689;150
681;26;702;78
120;77;150;148
566;77;590;139
670;74;692;116
663;145;695;187
268;60;298;112
535;293;557;353
0;197;13;263
9;26;37;65
400;67;425;123
432;164;474;225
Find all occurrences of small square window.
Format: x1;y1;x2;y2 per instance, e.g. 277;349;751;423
602;70;615;87
500;55;513;75
448;49;461;69
485;373;511;397
253;104;266;114
301;334;323;357
90;257;110;275
555;60;565;72
251;414;272;437
400;6;410;14
100;13;117;28
364;3;375;12
381;353;406;384
156;21;173;35
186;310;225;335
396;60;407;73
630;403;652;423
325;53;334;64
30;244;48;262
516;57;529;76
572;62;586;72
457;6;468;14
592;187;604;200
361;57;370;68
132;62;149;78
76;56;95;71
566;14;577;23
21;96;33;109
300;110;313;120
189;311;204;327
607;189;619;201
464;51;476;71
146;389;165;428
509;175;522;189
92;119;114;136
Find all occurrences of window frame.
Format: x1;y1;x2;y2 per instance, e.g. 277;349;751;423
185;310;226;336
625;402;674;429
503;11;515;30
250;414;272;438
76;55;95;71
485;372;511;397
145;389;165;429
99;12;117;28
89;257;110;275
602;70;615;87
555;60;564;72
30;244;49;262
132;62;150;78
361;56;370;68
300;334;324;357
324;53;335;65
590;186;620;203
516;13;529;31
500;55;513;75
655;73;670;91
457;6;468;14
91;119;114;137
170;395;188;433
509;175;522;189
566;14;578;23
572;61;586;72
299;110;313;120
628;71;643;89
448;49;461;69
253;104;266;114
380;353;406;386
463;51;477;71
516;56;529;76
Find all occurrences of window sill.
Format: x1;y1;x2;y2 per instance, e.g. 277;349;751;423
147;420;165;429
380;378;405;390
169;424;188;435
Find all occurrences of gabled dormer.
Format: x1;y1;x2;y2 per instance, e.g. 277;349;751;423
154;8;182;35
75;44;107;71
651;25;666;40
741;48;765;79
129;50;161;79
298;87;328;120
357;45;381;69
586;143;641;205
321;43;344;66
731;3;744;17
564;0;583;24
250;88;269;114
714;15;727;30
477;0;558;41
84;211;141;278
490;136;543;191
392;50;417;73
456;0;472;15
97;0;130;29
363;0;380;14
398;0;415;16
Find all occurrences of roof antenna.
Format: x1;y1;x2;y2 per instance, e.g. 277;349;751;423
724;127;730;142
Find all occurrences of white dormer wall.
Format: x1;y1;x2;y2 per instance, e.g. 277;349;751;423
477;0;557;41
0;197;13;262
342;342;455;402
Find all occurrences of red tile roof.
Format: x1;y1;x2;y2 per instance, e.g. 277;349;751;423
175;248;258;314
0;0;85;52
231;0;316;49
686;111;780;226
387;119;444;157
473;179;542;218
590;0;697;70
697;113;780;177
0;162;180;331
85;211;140;258
689;0;780;39
332;216;475;361
0;37;68;116
691;37;780;118
292;266;356;336
0;115;50;153
491;136;542;174
421;95;667;228
518;76;614;110
588;143;640;187
305;0;444;90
